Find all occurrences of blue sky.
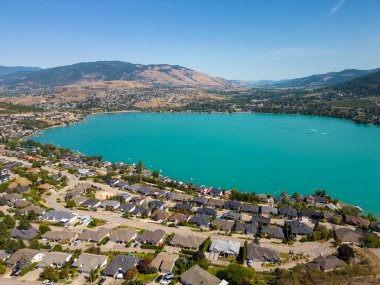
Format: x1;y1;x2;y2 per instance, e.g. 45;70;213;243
1;0;379;80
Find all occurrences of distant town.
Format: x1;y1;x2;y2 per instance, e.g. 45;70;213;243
0;111;379;285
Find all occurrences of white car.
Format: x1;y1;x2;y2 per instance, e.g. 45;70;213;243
43;280;53;285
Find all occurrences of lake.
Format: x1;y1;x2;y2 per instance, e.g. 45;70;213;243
33;112;380;216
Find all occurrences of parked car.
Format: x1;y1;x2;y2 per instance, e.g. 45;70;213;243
155;275;163;283
43;280;53;285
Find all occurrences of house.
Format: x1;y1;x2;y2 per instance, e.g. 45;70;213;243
11;228;38;241
261;206;278;216
240;204;259;214
77;228;111;243
109;228;137;244
38;183;54;191
345;215;370;228
222;212;242;221
212;219;234;232
115;193;132;203
172;193;193;202
223;200;241;212
334;228;363;244
247;243;280;263
25;168;40;174
0;174;10;183
206;198;225;209
103;255;138;279
170;234;205;250
6;248;43;266
127;183;142;192
130;196;145;206
131;206;152;217
72;253;108;275
3;193;22;203
100;200;121;210
180;265;228;285
136;229;165;246
13;185;31;194
256;194;273;204
77;169;93;177
196;207;216;216
246;222;259;236
151;252;178;273
174;203;193;212
279;206;298;219
300;210;322;222
0;250;10;261
286;220;313;238
148;200;166;210
370;222;380;233
251;215;271;225
315;196;329;204
151;189;168;199
192;196;209;206
151;210;170;222
117;180;129;189
40;210;78;225
17;204;45;216
13;199;31;208
304;195;316;204
107;178;120;187
209;188;223;197
137;186;155;196
38;252;72;268
82;198;101;209
209;240;241;256
168;212;189;224
306;255;345;272
42;229;79;243
118;203;136;213
262;226;284;240
189;214;210;228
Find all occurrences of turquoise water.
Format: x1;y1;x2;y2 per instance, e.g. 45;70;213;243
34;112;380;216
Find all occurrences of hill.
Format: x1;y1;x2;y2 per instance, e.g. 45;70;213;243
0;66;41;76
0;61;232;88
269;68;380;89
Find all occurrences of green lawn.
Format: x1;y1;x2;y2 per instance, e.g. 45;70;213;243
138;273;158;282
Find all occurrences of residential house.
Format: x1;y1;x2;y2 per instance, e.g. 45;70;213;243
222;212;242;221
196;207;216;216
286;220;313;239
13;199;31;208
151;252;178;273
151;210;170;222
209;240;241;257
370;222;380;233
300;210;323;222
129;196;145;206
11;228;38;241
315;196;329;204
212;219;234;232
40;210;78;225
189;214;210;229
261;206;279;216
174;203;193;212
0;250;10;261
256;194;274;204
240;204;259;215
136;229;165;246
103;255;138;279
170;234;205;250
126;183;142;193
107;178;120;187
117;181;129;190
17;204;45;216
109;228;137;244
138;186;155;196
223;200;241;212
77;228;111;243
72;253;108;276
192;196;209;207
345;215;370;228
100;200;121;210
180;265;228;285
82;198;101;209
38;252;72;269
168;212;189;224
172;193;193;203
206;198;225;209
118;203;136;213
262;226;284;240
279;206;298;220
131;206;152;217
42;229;79;243
148;200;166;210
115;193;132;203
209;188;223;197
247;243;280;263
306;255;345;272
334;228;363;244
6;248;43;266
251;215;271;225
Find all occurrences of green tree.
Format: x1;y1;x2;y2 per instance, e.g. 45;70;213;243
337;244;355;262
39;223;51;234
216;264;255;285
65;200;76;208
137;161;143;174
3;215;15;229
18;216;31;230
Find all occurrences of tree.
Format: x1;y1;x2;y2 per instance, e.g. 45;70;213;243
126;267;138;280
18;253;31;270
89;268;98;283
337;244;355;262
137;258;156;274
201;237;211;253
3;215;15;229
137;161;143;174
364;233;380;248
60;268;69;279
65;200;76;208
216;264;256;285
42;266;58;282
152;170;159;178
18;216;31;230
241;241;248;264
39;223;51;234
